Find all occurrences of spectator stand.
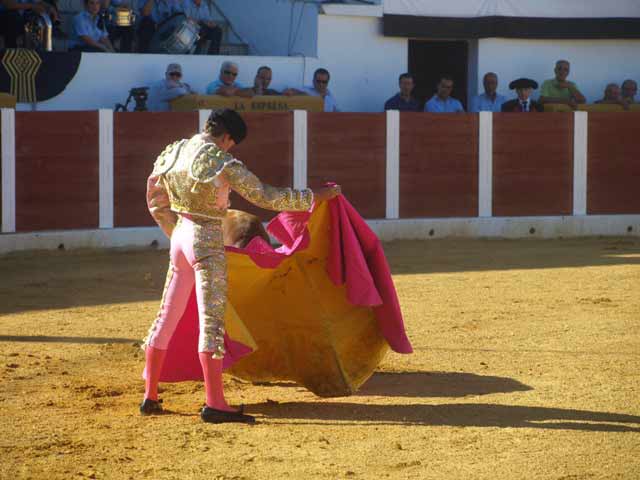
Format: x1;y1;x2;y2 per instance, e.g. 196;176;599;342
51;0;249;53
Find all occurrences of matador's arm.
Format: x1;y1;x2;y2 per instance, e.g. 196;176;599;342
146;175;178;238
222;161;314;212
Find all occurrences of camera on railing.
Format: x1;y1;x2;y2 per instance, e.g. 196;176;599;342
115;87;149;112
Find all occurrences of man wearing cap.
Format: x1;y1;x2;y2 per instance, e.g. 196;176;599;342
147;63;197;112
501;78;543;112
141;109;341;424
539;60;586;110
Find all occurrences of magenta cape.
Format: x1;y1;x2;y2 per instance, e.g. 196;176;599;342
153;196;412;395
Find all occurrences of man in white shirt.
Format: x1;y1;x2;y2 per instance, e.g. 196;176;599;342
182;0;222;54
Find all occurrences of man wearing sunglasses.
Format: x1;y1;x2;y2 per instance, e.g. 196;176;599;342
283;67;339;112
205;61;253;97
147;63;197;112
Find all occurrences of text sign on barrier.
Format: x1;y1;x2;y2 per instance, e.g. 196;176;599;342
170;94;324;112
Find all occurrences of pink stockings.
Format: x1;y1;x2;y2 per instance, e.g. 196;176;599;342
143;215;235;411
144;346;234;411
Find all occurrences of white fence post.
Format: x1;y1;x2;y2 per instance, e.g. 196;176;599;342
293;110;308;190
385;110;400;219
573;111;588;216
199;109;212;132
478;111;493;217
1;108;16;233
99;109;114;229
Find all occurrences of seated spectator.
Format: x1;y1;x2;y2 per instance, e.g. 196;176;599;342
182;0;222;55
147;62;196;111
501;78;543;112
595;83;627;109
0;0;58;48
539;60;586;109
205;61;253;97
283;68;340;112
470;72;506;113
252;66;280;96
136;0;183;53
424;76;464;113
101;0;135;52
69;0;115;52
621;79;637;105
384;73;421;111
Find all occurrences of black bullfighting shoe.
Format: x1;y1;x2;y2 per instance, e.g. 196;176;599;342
139;398;163;415
200;406;256;424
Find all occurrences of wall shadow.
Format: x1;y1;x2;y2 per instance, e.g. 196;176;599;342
385;238;640;275
249;401;640;432
0;335;139;345
0;237;639;314
358;371;532;398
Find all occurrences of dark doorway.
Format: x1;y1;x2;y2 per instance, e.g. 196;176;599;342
408;40;469;110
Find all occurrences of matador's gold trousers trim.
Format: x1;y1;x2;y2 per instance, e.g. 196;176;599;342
143;216;227;359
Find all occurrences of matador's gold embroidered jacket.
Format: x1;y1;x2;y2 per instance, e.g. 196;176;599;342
146;133;314;237
143;134;314;358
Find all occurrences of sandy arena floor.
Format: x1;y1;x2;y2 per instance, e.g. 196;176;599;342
1;238;639;479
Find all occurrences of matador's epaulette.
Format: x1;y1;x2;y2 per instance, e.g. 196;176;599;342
189;143;236;184
152;139;187;176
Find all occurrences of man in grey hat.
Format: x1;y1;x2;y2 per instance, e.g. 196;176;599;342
147;63;197;112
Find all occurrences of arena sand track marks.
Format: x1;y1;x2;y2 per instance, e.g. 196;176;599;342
0;238;639;479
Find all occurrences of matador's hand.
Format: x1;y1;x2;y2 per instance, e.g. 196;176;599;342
314;185;341;202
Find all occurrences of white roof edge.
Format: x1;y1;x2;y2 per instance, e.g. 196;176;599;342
321;4;383;18
382;0;640;19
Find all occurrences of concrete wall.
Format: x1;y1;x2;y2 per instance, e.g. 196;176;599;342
313;14;407;112
476;39;640;103
214;0;318;57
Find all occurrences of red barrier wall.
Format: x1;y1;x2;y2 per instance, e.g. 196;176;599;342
114;112;198;227
226;112;294;221
587;112;640;214
6;111;640;235
307;113;386;219
400;113;478;217
15;112;99;231
493;113;573;216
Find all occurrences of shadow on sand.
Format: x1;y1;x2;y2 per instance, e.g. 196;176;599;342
358;371;532;398
249;401;640;432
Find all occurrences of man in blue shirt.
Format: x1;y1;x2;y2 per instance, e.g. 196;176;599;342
282;68;340;112
470;72;506;113
384;73;422;112
182;0;222;55
136;0;183;52
205;61;252;97
69;0;115;52
147;62;197;111
424;76;464;113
